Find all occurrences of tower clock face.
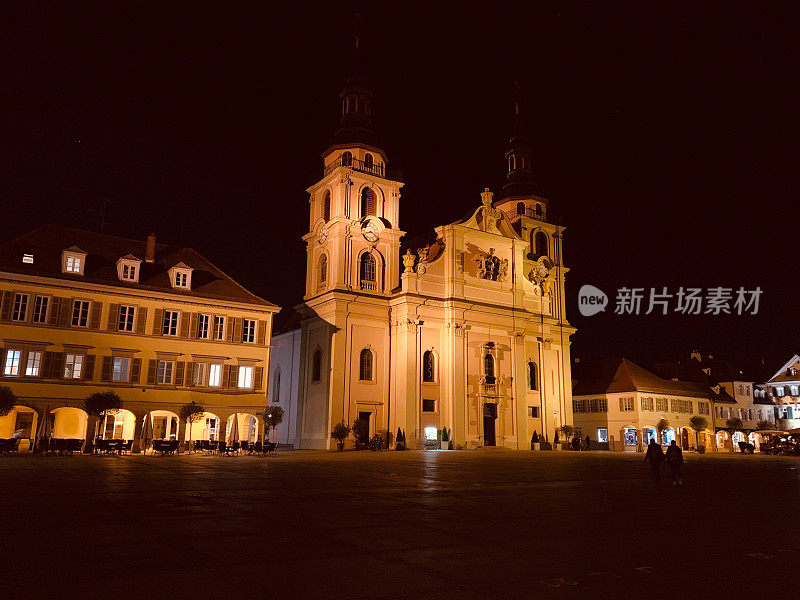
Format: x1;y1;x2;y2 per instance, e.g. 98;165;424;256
362;223;379;243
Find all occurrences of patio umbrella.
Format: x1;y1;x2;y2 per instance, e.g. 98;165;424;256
140;413;153;454
228;414;240;444
35;407;50;452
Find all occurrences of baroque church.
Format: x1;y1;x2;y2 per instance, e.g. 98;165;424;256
269;50;575;450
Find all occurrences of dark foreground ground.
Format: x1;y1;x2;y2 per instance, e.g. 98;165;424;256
2;449;798;599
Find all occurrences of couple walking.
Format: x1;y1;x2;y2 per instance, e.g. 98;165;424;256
645;439;683;486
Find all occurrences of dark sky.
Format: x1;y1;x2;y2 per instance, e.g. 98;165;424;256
3;3;797;379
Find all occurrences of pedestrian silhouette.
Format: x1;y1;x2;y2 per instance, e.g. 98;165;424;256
665;439;684;486
644;439;664;485
585;435;591;451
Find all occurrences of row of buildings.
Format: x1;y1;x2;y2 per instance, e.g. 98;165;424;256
2;43;796;453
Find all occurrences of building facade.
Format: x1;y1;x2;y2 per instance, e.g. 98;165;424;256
572;358;718;451
0;226;278;451
270;55;575;450
757;354;800;429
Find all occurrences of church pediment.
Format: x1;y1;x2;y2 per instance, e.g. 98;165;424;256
458;188;523;240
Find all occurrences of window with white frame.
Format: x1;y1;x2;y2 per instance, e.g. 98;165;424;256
118;305;136;332
112;357;130;382
528;406;539;418
64;354;84;379
4;350;21;376
619;397;634;412
208;363;222;387
588;399;598;413
197;314;210;339
32;295;49;323
162;310;179;336
698;401;709;415
656;398;668;412
172;270;191;289
25;351;42;376
120;263;138;281
238;365;253;389
598;398;608;412
64;253;84;274
156;360;174;384
12;293;29;321
192;362;207;386
359;348;373;381
71;300;90;327
213;316;225;340
242;319;256;343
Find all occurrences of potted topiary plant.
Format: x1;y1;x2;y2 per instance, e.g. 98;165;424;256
656;417;670;446
84;391;123;453
689;415;708;453
0;386;16;417
262;405;284;444
553;431;560;450
331;422;350;451
560;425;575;450
531;430;540;451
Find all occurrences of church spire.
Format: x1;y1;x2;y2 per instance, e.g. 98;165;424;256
328;14;380;150
501;82;538;198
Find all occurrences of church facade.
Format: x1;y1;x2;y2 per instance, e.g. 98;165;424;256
270;60;575;450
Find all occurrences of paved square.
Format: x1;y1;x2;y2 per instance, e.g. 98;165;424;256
2;450;797;599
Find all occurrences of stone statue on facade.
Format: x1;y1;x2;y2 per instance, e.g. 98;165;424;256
402;249;416;273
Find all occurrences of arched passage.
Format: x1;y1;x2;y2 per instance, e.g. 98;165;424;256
0;405;38;441
149;410;181;441
183;411;220;442
100;408;136;440
225;412;260;444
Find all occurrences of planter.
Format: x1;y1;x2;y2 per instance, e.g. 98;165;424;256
533;443;541;451
555;443;562;451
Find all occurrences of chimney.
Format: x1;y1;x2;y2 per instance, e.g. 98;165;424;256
145;233;156;263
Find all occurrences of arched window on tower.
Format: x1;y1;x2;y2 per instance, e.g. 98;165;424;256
534;231;548;258
342;151;352;167
516;202;526;216
272;368;281;403
364;153;373;169
312;348;322;382
422;350;435;382
323;191;331;222
359;348;373;381
509;155;516;171
360;188;377;218
359;253;377;290
528;362;537;391
483;352;495;384
319;254;328;286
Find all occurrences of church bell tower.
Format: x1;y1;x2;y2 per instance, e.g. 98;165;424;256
302;29;404;300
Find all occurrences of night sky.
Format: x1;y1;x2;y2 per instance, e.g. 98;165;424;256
3;4;797;379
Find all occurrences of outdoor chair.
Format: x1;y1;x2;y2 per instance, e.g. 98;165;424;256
65;439;83;454
0;439;17;454
240;441;250;454
262;442;277;456
55;438;67;454
252;441;262;454
121;440;133;454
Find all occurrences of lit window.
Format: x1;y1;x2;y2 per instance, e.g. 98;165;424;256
242;319;256;343
528;406;539;418
118;305;136;332
64;354;84;379
4;350;21;376
197;314;210;339
424;426;438;441
32;296;49;323
71;300;90;327
238;365;253;389
162;310;179;336
25;351;42;376
192;362;207;386
12;294;29;321
422;399;436;412
65;254;83;273
112;357;130;382
359;348;373;381
597;428;608;443
623;428;637;445
208;363;221;387
213;316;225;340
22;253;33;264
156;360;174;384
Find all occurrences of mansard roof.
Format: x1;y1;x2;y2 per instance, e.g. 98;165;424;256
573;357;720;400
0;225;278;309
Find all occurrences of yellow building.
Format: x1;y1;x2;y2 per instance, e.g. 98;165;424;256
572;358;720;451
0;226;278;452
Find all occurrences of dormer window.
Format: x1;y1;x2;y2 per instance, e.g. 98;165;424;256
116;255;142;283
169;263;193;290
62;247;86;275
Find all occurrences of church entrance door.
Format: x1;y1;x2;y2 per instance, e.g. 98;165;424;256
483;403;497;446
